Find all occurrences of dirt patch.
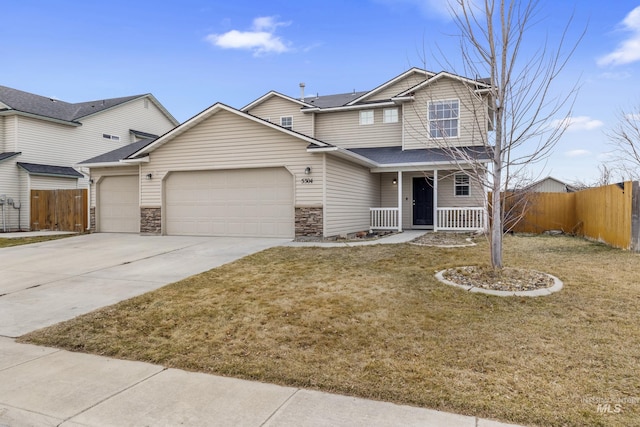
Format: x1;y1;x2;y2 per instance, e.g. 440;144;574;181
411;232;478;246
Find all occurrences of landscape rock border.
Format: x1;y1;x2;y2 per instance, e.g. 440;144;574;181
434;268;563;297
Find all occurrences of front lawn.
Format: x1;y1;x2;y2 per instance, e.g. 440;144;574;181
20;235;640;426
0;234;74;248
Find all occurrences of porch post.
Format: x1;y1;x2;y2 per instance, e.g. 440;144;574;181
433;169;438;232
397;170;403;232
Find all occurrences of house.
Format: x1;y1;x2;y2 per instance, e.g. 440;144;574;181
0;85;179;231
81;68;492;239
525;176;576;193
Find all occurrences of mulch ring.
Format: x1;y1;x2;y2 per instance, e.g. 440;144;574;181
441;265;555;292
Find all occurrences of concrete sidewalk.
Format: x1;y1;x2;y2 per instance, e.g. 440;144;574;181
0;338;522;427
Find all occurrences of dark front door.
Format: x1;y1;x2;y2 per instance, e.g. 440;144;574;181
413;177;434;226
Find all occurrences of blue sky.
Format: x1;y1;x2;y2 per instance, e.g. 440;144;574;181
2;0;640;184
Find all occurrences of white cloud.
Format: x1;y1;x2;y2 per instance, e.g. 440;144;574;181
598;6;640;66
599;71;632;80
565;149;591;158
551;116;605;132
206;17;291;56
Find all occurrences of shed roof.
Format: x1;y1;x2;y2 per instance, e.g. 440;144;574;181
346;145;492;165
17;162;84;178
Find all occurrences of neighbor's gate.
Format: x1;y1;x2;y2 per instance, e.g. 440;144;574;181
31;189;87;232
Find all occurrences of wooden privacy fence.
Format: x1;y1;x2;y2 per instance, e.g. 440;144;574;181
500;181;640;251
31;189;88;232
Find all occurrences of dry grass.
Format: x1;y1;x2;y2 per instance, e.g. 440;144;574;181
20;235;640;427
0;234;74;248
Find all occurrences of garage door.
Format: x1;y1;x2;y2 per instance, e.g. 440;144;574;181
165;168;294;237
98;175;139;232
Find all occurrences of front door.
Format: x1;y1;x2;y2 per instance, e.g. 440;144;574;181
413;177;434;226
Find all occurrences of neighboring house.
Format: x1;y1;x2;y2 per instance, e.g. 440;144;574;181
81;68;493;239
0;85;178;231
525;177;576;193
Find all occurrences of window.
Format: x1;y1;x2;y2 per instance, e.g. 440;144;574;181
455;173;470;196
280;116;293;130
428;100;459;138
383;108;398;123
102;133;120;141
359;110;374;125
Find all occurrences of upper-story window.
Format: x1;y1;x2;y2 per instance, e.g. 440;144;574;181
428;100;459;138
280;116;293;130
359;110;374;125
102;133;120;141
383;108;398;123
454;173;470;196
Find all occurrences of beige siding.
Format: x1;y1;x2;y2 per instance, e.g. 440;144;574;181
4;116;18;152
0;116;4;151
365;72;428;102
15;98;175;168
403;78;489;150
379;172;399;207
437;171;485;207
247;96;313;136
531;179;568;193
315;108;402;148
140;110;324;209
325;156;380;236
30;175;79;190
89;166;139;208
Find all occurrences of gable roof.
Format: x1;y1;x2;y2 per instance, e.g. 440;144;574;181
243;68;492;115
17;162;84;178
345;68;435;106
0;85;178;126
395;71;492;97
126;103;331;160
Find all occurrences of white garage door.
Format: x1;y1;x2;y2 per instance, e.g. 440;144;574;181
98;175;139;233
165;168;294;238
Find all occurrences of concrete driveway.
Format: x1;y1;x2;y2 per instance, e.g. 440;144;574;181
0;233;288;337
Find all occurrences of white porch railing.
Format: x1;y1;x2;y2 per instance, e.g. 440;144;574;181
370;208;399;230
437;207;486;231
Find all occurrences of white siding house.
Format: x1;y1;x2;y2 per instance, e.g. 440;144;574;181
0;85;178;231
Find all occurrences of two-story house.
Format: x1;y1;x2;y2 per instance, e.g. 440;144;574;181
0;86;178;232
81;68;492;238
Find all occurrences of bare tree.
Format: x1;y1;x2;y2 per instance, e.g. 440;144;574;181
417;0;582;269
606;105;640;180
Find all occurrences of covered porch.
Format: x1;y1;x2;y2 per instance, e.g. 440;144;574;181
369;169;488;233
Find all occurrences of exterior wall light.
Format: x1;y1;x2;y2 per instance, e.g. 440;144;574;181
392;178;397;185
146;173;153;180
304;167;312;175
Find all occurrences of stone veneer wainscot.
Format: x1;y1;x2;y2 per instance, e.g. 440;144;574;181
295;206;323;237
140;207;161;235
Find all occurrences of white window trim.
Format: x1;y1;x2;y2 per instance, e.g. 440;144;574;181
359;110;374;125
280;116;293;129
383;108;398;123
454;173;471;197
428;99;460;139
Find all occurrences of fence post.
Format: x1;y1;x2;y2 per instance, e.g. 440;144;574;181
632;181;640;252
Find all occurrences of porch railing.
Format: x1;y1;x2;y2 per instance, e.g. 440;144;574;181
370;208;399;230
436;207;485;231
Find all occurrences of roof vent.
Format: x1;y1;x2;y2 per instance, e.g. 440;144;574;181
299;82;305;101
